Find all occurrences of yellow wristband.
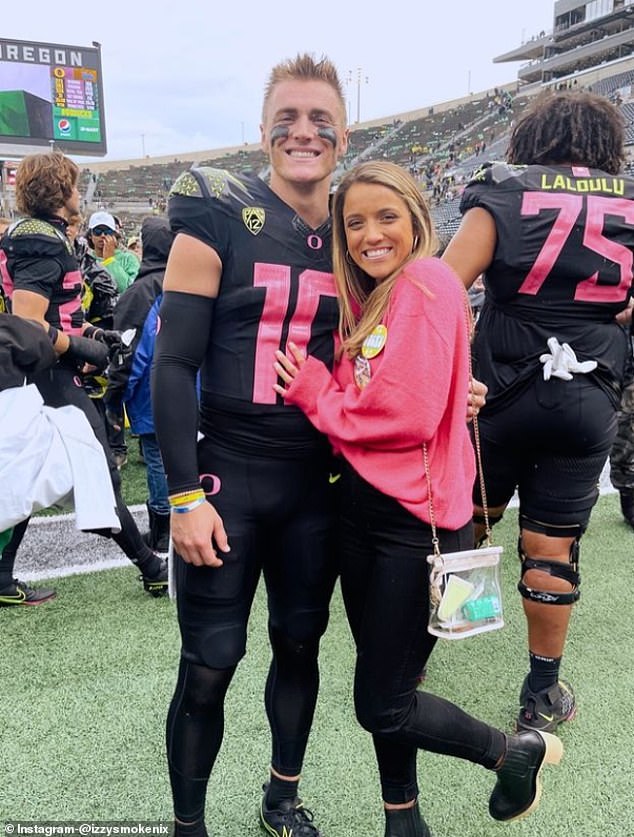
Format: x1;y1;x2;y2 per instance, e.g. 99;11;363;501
171;497;207;514
101;257;115;266
169;490;205;508
170;488;203;499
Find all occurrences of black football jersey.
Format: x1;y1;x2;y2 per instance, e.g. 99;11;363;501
460;162;634;407
0;217;84;335
168;167;339;453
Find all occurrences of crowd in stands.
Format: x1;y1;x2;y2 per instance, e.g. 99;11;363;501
56;85;548;257
56;87;528;257
0;69;632;231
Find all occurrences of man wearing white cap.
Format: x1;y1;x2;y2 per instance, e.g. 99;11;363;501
88;210;139;293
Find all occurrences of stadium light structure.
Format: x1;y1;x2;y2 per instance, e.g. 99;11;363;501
345;70;353;124
346;67;369;124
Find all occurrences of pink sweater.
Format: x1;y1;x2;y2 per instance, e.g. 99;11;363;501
284;258;475;530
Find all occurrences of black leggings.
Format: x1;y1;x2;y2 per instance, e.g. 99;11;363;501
338;463;506;805
2;364;156;569
167;438;339;822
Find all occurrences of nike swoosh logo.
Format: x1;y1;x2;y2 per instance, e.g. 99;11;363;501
328;473;341;484
0;589;26;604
538;713;555;722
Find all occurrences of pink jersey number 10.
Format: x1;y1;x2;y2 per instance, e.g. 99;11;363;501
252;264;337;404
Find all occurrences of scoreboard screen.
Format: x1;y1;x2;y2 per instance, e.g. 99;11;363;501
0;38;107;156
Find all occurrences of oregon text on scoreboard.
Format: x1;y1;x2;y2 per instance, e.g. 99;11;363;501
0;37;107;156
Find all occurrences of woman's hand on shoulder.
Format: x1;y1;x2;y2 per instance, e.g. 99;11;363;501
273;341;307;397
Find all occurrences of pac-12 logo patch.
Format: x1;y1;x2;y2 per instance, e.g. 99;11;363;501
242;207;265;235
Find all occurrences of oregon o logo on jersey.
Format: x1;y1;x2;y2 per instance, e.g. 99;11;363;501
242;207;265;235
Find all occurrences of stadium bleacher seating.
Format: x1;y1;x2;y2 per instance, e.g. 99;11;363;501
6;67;629;241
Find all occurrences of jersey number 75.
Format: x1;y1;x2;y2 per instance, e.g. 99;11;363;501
518;192;634;302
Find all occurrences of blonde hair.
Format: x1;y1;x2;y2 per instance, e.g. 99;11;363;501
332;161;438;358
262;53;346;124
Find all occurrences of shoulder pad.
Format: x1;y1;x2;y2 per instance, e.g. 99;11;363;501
10;218;60;239
469;162;493;184
171;166;255;204
469;161;527;188
6;218;72;254
170;170;204;198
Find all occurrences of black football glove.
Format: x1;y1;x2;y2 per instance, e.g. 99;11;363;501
66;335;110;371
83;325;123;349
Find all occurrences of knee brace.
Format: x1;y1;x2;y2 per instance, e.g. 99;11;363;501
517;538;580;605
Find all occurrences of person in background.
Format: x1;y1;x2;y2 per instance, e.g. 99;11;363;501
67;212;125;466
67;213;118;330
0;218;10;314
86;210;137;468
87;210;140;294
442;90;634;733
274;160;562;837
105;216;175;552
127;234;142;261
0;313;58;605
609;316;634;527
0;152;168;599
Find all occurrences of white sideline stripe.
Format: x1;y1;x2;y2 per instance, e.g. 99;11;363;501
22;504;145;582
21;483;617;583
29;504;145;526
27;557;130;581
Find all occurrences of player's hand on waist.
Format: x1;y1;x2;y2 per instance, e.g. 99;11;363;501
615;299;633;327
171;501;230;567
467;375;487;422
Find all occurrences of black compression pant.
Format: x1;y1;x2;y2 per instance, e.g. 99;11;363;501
167;437;338;822
338;462;505;805
4;364;157;569
473;375;617;530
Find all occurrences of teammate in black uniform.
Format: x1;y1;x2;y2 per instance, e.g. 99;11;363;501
443;90;634;732
152;54;348;837
0;152;168;600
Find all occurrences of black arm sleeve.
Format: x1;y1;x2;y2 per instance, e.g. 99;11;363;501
151;290;215;495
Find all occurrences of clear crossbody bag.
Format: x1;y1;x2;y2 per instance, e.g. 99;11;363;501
424;291;504;640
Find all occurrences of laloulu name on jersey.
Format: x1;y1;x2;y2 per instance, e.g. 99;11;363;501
539;173;626;195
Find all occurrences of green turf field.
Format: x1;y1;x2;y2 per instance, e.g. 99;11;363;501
2;493;633;837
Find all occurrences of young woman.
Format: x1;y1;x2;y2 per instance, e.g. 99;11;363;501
273;160;563;837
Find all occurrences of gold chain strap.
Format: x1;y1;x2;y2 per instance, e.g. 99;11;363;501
423;284;492;555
